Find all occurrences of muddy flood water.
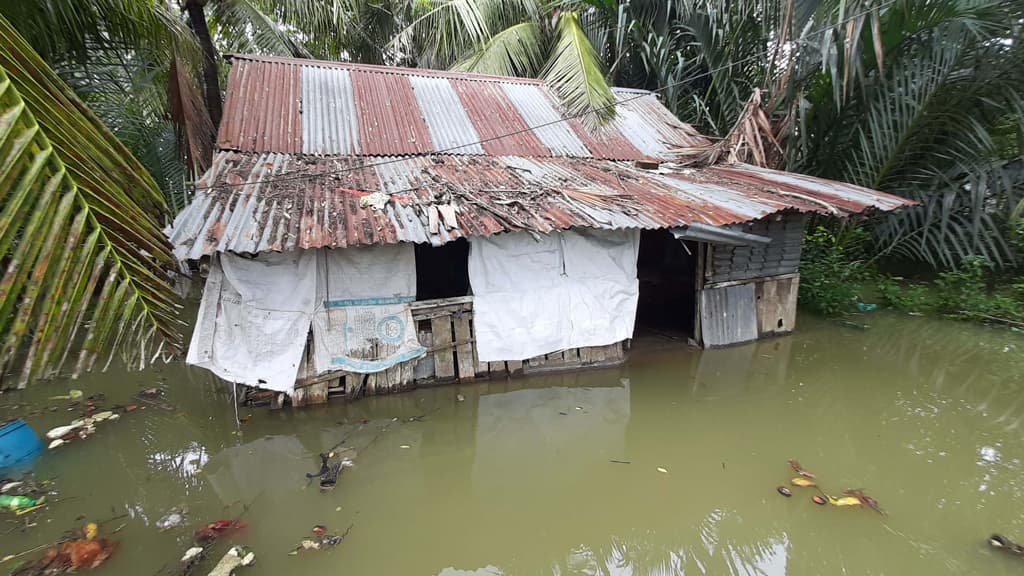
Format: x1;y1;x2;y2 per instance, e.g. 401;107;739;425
3;312;1024;575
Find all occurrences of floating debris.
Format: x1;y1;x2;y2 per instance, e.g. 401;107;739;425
0;494;42;512
812;495;827;505
10;522;116;575
788;459;816;479
180;546;205;571
48;390;83;401
193;519;245;544
843;489;885;515
289;524;353;555
790;477;816;487
207;545;254;576
777;486;792;497
1;481;24;494
157;508;187;531
45;425;79;441
656;467;668;474
829;496;862;507
989;534;1024;555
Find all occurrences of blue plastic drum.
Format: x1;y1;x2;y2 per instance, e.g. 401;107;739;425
0;419;44;477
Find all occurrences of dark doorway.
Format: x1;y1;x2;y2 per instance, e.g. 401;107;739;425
635;229;699;339
415;239;470;300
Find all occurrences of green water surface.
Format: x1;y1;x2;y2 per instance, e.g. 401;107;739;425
2;312;1024;575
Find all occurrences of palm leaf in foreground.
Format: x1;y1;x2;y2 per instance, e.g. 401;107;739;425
0;17;181;387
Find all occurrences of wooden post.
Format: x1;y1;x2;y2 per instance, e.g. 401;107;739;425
414;330;435;382
431;315;456;380
471;310;489;378
453;313;475;381
574;347;590;364
385;365;402;393
399;358;415;389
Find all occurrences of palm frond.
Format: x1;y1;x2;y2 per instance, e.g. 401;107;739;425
453;21;545;77
0;16;181;386
402;0;492;67
54;49;195;209
670;88;784;167
168;55;215;176
211;0;313;58
0;0;199;67
541;11;616;128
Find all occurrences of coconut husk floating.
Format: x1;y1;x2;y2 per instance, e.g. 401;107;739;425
775;459;886;514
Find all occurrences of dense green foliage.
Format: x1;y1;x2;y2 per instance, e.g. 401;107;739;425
799;226;872;316
801;225;1024;326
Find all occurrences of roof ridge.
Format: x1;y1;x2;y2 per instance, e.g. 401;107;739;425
225;53;546;85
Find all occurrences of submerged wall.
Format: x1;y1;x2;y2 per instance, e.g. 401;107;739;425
698;214;805;348
290;296;626;407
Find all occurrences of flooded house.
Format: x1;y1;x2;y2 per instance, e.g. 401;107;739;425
168;54;911;406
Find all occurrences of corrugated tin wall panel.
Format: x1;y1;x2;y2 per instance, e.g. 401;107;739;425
302;67;359;155
500;84;590;157
700;283;758;347
408;76;485;154
708;214;805;284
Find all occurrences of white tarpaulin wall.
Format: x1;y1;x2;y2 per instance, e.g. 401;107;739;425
187;251;317;392
312;245;425;373
187;245;424;394
470;229;640;362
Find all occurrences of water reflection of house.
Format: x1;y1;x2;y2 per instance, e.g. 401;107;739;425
168;54;911;406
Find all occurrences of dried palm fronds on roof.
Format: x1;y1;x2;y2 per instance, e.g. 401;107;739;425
668;89;785;169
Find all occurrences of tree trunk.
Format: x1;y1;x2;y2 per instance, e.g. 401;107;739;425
184;0;222;129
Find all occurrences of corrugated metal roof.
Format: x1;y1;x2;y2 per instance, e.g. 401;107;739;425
169;152;914;259
217;54;706;160
301;66;359;155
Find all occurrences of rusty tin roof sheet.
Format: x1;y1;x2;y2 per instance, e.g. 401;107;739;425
217;54;707;160
169;152;912;259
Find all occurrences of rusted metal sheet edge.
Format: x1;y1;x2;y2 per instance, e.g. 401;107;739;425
704;272;800;290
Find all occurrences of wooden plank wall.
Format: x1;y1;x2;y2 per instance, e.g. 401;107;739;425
754;274;800;336
522;342;625;374
285;295;628;407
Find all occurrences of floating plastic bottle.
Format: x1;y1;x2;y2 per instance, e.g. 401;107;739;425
0;494;38;511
